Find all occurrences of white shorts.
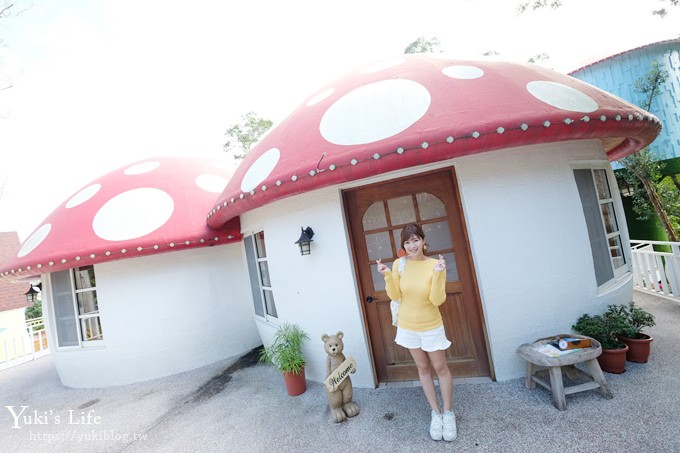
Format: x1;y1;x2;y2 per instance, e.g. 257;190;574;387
395;325;451;352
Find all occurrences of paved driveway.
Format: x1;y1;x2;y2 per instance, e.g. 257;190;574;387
2;292;679;452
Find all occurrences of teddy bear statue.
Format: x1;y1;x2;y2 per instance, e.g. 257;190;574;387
321;331;360;423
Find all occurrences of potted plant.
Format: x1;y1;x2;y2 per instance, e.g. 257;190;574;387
609;302;656;363
259;322;310;396
572;308;630;374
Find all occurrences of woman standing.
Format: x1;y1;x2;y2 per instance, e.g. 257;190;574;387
376;223;456;442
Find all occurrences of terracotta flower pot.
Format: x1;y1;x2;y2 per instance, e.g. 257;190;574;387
597;344;629;374
619;334;653;363
283;367;306;396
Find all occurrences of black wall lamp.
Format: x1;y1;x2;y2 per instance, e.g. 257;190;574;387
24;285;39;305
617;178;634;197
294;227;314;255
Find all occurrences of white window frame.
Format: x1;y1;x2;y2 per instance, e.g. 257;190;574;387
573;162;631;289
243;230;278;321
50;266;104;349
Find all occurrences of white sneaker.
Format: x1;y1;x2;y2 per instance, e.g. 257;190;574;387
429;410;443;440
443;410;457;441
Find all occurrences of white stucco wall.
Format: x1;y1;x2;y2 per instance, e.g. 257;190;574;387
456;139;633;380
45;244;260;388
242;139;634;385
240;188;376;388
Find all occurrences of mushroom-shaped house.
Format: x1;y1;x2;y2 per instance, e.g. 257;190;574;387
0;156;261;387
208;54;661;385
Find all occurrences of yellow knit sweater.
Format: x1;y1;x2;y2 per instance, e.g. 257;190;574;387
384;257;447;332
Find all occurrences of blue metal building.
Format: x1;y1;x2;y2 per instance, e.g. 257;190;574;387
570;39;680;165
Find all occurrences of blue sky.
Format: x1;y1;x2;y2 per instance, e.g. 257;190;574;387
0;0;678;241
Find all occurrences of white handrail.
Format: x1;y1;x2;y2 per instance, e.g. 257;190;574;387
0;317;50;371
630;240;680;301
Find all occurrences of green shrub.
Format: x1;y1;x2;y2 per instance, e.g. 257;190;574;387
608;301;655;338
572;308;630;349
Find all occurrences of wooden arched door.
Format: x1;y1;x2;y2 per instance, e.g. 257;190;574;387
344;168;491;382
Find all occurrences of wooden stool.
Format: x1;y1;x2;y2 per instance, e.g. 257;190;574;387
516;334;613;410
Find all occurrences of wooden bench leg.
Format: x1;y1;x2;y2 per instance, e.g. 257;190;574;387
548;366;567;410
525;361;536;389
584;359;613;399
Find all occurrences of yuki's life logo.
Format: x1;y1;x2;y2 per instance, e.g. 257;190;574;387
5;406;102;428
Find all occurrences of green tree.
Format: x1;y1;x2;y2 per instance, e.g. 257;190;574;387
1;1;32;91
223;112;272;160
1;2;14;91
517;0;677;16
25;299;42;320
516;1;562;14
652;0;679;17
527;52;550;64
404;37;442;54
618;62;679;242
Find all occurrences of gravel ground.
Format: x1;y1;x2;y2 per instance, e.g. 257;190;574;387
1;291;678;452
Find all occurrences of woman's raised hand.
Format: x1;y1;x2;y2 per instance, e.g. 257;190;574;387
376;259;389;274
434;254;446;272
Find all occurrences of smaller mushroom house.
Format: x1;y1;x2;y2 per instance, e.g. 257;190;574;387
207;54;661;386
0;156;261;387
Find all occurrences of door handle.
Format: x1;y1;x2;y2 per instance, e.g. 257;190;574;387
366;296;378;304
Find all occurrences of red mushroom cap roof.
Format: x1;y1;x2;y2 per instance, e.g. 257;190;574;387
207;54;661;229
1;157;241;279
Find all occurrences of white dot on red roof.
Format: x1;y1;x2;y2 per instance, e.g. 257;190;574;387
306;88;335;106
124;161;161;175
17;224;52;258
240;148;280;193
359;58;405;74
195;174;228;193
442;65;484;79
319;79;431;146
65;184;101;208
93;188;174;241
526;81;598;113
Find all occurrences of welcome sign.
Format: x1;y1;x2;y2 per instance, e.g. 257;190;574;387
324;356;357;392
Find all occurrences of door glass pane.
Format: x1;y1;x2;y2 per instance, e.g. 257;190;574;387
51;270;78;347
600;202;619;234
609;236;626;269
441;252;459;282
254;231;267;258
366;231;392;261
370;261;392;292
422;221;452;252
77;292;99;315
593;169;611;200
417;193;446;220
264;289;277;317
259;261;271;287
74;266;96;290
387;195;416;226
362;201;387;231
392;230;402;252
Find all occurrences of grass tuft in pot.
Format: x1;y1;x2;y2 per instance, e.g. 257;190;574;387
259;322;309;375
